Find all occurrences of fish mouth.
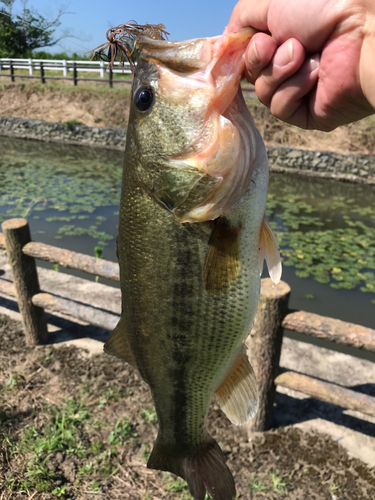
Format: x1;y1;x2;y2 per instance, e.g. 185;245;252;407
140;29;263;223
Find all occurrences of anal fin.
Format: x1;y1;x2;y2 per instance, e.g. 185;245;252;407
104;316;136;368
215;346;258;425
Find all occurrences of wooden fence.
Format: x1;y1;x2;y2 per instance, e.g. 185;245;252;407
1;218;375;431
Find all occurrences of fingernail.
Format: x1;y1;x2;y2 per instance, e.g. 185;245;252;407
308;54;320;72
274;39;293;68
248;39;260;65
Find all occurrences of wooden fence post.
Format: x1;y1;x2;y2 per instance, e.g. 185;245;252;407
246;278;291;431
108;66;113;88
2;219;48;345
40;62;45;84
10;60;14;82
73;62;78;86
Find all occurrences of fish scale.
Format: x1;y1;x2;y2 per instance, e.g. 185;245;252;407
118;146;265;443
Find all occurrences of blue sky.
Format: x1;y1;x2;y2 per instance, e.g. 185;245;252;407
12;0;238;55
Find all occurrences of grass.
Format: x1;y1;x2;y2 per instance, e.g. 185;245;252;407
1;372;25;392
248;473;268;492
140;408;158;425
162;473;194;500
270;472;288;495
107;417;137;445
0;395;138;495
0;79;131;97
248;472;288;496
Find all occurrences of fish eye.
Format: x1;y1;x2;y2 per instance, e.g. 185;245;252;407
134;86;154;112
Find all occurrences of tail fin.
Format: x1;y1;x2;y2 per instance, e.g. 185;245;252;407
147;436;236;500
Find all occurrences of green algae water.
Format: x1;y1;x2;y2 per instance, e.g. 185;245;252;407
0;136;374;336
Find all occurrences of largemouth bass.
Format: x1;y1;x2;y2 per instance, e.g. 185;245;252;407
101;22;281;500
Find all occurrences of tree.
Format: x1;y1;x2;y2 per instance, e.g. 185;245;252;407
0;0;69;57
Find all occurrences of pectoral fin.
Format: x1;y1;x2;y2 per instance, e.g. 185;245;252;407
152;164;205;212
104;317;136;368
258;216;282;285
204;217;241;295
215;346;258;425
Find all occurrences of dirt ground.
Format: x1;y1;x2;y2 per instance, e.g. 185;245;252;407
1;79;375;499
1;314;375;500
0;81;374;156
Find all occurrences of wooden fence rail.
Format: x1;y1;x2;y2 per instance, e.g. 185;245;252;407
282;310;375;352
22;241;119;281
1;218;375;430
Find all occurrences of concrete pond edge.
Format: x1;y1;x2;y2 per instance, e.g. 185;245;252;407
1;116;374;184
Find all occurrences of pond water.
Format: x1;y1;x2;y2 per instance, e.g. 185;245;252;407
1;137;374;358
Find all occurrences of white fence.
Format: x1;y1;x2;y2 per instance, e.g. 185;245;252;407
0;58;132;78
0;57;255;93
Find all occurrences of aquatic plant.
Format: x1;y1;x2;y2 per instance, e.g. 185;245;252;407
0;137;374;297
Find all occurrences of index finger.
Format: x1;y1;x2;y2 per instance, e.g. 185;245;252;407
225;0;272;33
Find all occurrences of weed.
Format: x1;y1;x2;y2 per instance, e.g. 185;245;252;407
0;398;92;493
163;472;188;494
78;462;94;477
140;408;158;425
329;484;340;492
90;480;102;492
98;453;118;478
80;379;92;396
270;472;288;495
141;442;151;461
107;417;136;446
42;353;54;363
161;473;213;499
91;440;103;454
2;372;25;392
94;245;103;282
23;463;57;492
92;420;105;429
248;473;267;492
102;385;122;402
63;119;85;126
94;245;103;258
52;485;67;497
19;401;89;458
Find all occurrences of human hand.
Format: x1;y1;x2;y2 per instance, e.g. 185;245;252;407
226;0;375;131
